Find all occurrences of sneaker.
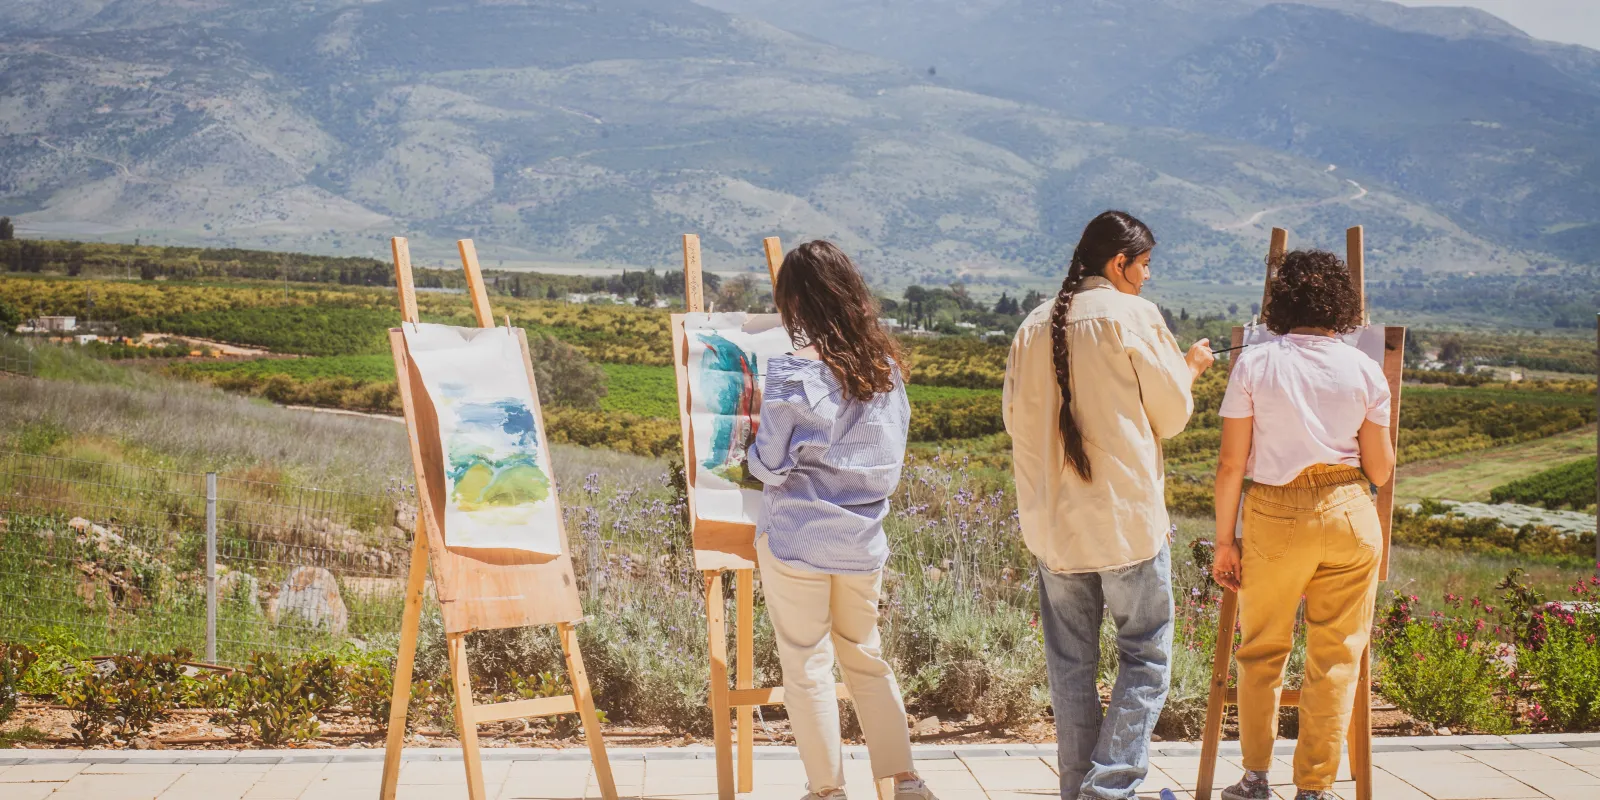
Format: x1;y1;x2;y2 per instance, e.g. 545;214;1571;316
1220;770;1272;800
802;789;846;800
1293;792;1333;800
894;777;938;800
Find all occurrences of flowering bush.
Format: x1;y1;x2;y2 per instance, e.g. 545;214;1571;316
1512;570;1600;730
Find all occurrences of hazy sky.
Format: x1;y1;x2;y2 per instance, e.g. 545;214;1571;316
1395;0;1600;50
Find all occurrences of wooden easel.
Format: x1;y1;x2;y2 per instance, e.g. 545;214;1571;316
1194;227;1405;800
673;235;891;800
378;237;617;800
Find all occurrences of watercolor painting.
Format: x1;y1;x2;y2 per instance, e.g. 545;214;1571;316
683;313;792;524
403;324;562;554
1242;324;1386;365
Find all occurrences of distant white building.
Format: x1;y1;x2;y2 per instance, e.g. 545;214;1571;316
37;316;76;332
566;292;624;305
955;321;977;329
879;317;901;331
74;334;99;345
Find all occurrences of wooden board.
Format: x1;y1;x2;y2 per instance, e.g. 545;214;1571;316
387;241;582;634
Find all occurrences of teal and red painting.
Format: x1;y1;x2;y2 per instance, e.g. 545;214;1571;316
683;313;791;524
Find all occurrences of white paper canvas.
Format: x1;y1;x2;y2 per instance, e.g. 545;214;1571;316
402;323;561;554
683;313;793;524
1240;324;1386;365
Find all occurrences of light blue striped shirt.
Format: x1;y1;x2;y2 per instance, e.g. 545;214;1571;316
746;355;910;574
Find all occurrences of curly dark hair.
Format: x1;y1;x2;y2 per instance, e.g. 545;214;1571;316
774;240;903;402
1262;249;1364;335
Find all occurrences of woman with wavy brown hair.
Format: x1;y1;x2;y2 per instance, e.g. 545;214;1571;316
1212;250;1395;800
1003;211;1215;800
747;240;933;800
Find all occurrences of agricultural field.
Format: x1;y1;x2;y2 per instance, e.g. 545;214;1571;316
1396;426;1596;504
1490;457;1599;511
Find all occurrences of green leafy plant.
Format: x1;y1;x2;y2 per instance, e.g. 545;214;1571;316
1376;593;1515;734
105;649;191;740
224;653;325;745
19;626;87;696
58;666;119;745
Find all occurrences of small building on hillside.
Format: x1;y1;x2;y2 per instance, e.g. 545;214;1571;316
37;316;77;332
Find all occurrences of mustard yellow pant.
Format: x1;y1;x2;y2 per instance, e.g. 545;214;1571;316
1236;465;1381;791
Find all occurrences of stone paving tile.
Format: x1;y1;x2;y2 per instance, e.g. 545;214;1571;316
1551;746;1600;766
0;761;90;782
82;762;196;774
50;772;186;800
401;760;513;784
156;770;263;800
961;756;1058;792
5;784;58;800
1503;767;1600;791
1465;748;1575;772
918;766;985;796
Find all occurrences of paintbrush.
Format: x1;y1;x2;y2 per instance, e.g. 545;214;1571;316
1210;343;1248;356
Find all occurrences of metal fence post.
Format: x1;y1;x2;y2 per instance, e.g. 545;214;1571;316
206;472;218;664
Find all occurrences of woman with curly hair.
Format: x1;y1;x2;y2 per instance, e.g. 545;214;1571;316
748;240;935;800
1003;211;1215;800
1211;250;1396;800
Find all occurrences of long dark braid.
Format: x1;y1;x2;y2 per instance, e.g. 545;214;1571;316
1049;210;1157;481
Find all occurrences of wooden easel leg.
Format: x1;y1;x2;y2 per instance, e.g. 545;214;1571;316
736;568;755;793
707;571;735;800
1348;645;1374;800
1196;590;1240;800
380;529;429;800
560;621;618;800
447;633;488;800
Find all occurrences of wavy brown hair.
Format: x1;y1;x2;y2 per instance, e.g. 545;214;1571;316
1262;249;1364;335
774;240;902;402
1050;211;1155;481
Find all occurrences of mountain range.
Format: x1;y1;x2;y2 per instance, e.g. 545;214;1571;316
0;0;1593;286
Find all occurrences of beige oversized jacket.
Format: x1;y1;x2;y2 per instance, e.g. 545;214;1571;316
1003;277;1196;574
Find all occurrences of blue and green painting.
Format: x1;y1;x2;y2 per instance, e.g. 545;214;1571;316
444;397;552;512
696;331;764;490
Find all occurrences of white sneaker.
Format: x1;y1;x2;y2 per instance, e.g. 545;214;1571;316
802;788;847;800
894;777;938;800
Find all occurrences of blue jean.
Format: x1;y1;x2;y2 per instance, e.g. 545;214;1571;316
1037;544;1173;800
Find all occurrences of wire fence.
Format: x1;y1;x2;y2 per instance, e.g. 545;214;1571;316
0;450;412;664
0;335;36;376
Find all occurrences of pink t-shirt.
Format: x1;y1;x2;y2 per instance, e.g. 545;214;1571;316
1218;333;1392;486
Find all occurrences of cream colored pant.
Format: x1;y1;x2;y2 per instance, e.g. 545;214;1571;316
757;535;914;791
1236;465;1382;791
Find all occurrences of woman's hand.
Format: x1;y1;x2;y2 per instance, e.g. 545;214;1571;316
1212;538;1243;592
1185;339;1216;378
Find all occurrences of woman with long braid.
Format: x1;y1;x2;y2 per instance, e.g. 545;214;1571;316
1003;211;1215;800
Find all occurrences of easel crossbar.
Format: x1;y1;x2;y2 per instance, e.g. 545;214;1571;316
728;682;853;708
474;695;580;724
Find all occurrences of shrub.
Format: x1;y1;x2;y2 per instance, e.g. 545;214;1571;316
0;643;39;725
103;649;190;740
223;653;326;745
527;332;608;410
347;662;396;727
1375;593;1514;734
1517;609;1600;730
58;666;119;745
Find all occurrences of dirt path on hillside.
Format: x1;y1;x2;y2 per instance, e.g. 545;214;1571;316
1218;178;1368;231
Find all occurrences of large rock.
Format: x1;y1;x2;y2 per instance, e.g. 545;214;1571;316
267;566;348;635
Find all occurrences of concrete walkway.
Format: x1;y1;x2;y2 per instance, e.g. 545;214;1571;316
4;735;1600;800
